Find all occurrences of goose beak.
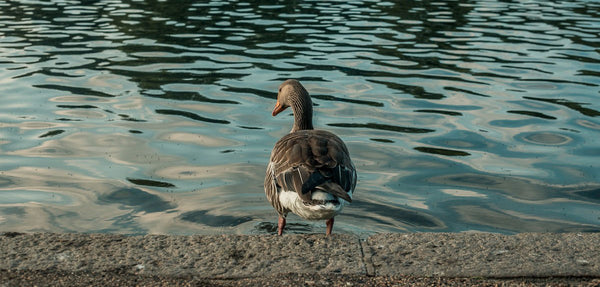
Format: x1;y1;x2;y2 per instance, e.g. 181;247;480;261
272;100;287;116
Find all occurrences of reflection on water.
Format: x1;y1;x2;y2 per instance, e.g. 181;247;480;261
1;0;599;235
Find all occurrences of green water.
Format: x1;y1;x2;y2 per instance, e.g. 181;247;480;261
0;0;599;235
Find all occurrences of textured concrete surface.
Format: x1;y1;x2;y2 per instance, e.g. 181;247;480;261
1;233;363;277
1;232;599;286
367;232;600;277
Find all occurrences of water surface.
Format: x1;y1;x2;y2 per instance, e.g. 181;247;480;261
1;0;599;235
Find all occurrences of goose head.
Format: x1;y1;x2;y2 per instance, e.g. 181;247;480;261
272;79;314;132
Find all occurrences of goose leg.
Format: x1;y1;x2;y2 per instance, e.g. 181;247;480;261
326;218;334;236
277;216;286;236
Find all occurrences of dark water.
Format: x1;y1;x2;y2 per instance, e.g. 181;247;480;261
1;0;599;235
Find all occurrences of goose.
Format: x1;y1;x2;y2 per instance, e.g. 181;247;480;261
264;79;357;236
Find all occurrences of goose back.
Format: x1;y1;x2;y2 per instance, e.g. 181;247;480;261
265;129;356;216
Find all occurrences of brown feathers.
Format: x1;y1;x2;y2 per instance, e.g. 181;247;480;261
266;128;355;214
264;79;357;235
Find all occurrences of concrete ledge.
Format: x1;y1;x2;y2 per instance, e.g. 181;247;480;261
368;233;600;277
1;232;599;285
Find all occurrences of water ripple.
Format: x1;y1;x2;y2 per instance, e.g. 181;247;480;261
1;0;599;235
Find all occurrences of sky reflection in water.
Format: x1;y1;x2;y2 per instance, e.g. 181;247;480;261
0;0;599;235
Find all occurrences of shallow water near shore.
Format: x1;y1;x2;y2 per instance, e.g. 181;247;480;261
1;0;599;235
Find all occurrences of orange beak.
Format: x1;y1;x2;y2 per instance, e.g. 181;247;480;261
272;100;287;116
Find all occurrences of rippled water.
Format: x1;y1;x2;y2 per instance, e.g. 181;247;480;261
1;0;599;235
